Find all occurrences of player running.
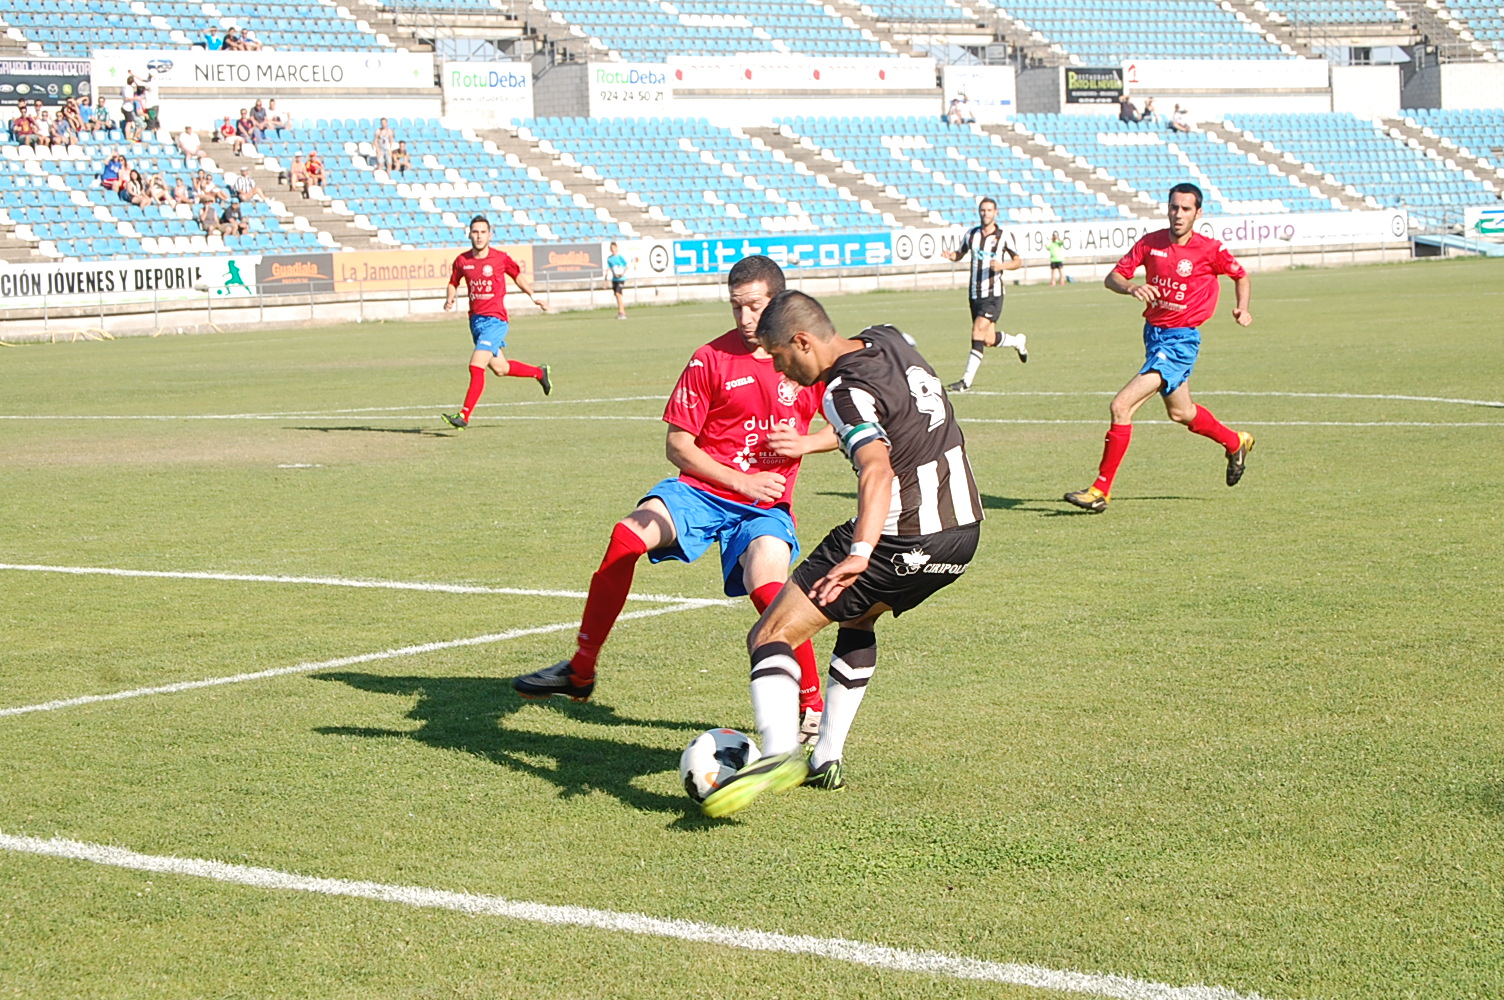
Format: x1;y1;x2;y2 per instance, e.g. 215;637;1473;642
700;291;983;818
441;215;551;430
1063;183;1254;514
512;256;835;741
943;197;1027;393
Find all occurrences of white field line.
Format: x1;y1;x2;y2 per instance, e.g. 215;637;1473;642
963;390;1504;408
0;832;1275;1000
0;602;720;721
0;563;734;608
963;419;1504;428
0;414;664;422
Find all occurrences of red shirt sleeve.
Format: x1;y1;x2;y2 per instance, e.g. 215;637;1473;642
449;255;463;289
1114;234;1151;280
661;349;714;436
500;253;521;279
1213;242;1246;279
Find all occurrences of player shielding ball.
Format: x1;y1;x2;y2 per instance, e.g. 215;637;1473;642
1064;183;1254;513
944;197;1028;394
441;215;552;430
700;291;983;818
512;256;834;741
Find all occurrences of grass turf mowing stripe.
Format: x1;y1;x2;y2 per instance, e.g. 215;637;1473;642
0;602;721;721
0;563;738;607
0;831;1278;1000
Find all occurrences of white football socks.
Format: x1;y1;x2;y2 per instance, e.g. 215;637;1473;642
749;643;802;755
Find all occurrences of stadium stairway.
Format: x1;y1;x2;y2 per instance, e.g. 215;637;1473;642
1382;114;1504;188
829;0;928;57
743;126;930;228
241;153;383;250
985;122;1152;219
1203;121;1368;211
1222;0;1317;57
489;126;667;239
0;226;42;264
1390;0;1494;61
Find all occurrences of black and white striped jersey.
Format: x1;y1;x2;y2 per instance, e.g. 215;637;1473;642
958;225;1015;300
822;324;983;538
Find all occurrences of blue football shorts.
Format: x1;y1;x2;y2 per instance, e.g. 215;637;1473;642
641;477;801;598
1139;323;1202;396
469;314;509;354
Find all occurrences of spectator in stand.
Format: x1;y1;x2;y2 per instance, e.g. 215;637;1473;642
77;96;96;132
93;101;116;136
1140;97;1160;126
140;74;160;132
47;110;77;149
1118;93;1140;124
305;150;326;190
177;125;203;166
61;99;85;135
172;176;192;204
100;154;127;190
218;201;247;237
1169;104;1193;134
251;99;269;138
194;168;229;204
223;26;244;51
284;153;309;196
11;106;41;147
235;106;258;152
373;116;395;171
203;25;223;51
240;27;262;51
232;165;265;202
267;99;288;136
146;171;171;205
390;140;411;176
121;169;151;207
215;115;235;145
9;98;29;137
198;199;221;234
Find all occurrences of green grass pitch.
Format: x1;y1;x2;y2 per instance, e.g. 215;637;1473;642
0;257;1500;1000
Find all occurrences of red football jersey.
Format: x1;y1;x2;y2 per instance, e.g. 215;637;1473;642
1113;229;1246;329
449;247;521;320
660;330;826;509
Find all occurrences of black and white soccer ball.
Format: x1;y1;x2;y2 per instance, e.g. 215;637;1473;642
679;728;761;803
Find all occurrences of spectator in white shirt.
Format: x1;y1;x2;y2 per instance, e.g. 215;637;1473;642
231;166;264;202
177;125;203;165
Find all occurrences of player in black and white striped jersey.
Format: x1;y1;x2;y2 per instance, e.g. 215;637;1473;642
943;197;1028;393
698;290;983;818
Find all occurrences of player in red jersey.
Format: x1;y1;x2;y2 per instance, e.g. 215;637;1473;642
1064;183;1254;513
513;255;836;741
441;215;551;430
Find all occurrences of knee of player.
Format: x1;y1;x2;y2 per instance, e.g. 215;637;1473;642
1168;404;1197;425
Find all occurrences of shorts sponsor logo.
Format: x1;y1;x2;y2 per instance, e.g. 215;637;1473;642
724;375;756;390
777;378;801;406
922;562;967;575
893;548;930;576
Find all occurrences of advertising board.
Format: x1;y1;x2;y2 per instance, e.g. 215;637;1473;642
0;58;90;106
0;255;258;307
91;50;436;95
442;62;533;127
587;63;674;116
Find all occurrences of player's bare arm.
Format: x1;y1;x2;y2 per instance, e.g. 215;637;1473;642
806;439;893;608
511;272;549;312
765;423;837;458
1105;269;1161;305
665;426;786;505
443;283;458;311
1232;273;1253;326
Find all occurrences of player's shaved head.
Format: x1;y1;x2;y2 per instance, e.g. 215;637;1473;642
756;290;835;348
727;254;785;296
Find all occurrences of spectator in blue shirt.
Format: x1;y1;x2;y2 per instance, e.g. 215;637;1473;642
605;241;629;319
204;26;222;51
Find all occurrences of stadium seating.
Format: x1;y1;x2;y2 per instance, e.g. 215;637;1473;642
0;131;328;260
1405;108;1504;169
538;0;893;60
1259;0;1405;26
1013;113;1337;215
778;115;1125;224
979;0;1292;62
256;117;631;248
864;0;975;23
519;117;881;236
1;0;389;57
1444;0;1504;55
1223;112;1499;228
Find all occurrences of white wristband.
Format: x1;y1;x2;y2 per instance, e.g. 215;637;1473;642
849;541;874;560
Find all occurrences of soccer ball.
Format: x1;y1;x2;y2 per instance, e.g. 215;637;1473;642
679;728;761;803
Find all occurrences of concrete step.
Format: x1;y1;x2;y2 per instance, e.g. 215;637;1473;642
1222;0;1310;57
744;125;931;228
1381;115;1504;189
232;149;385;250
0;230;42;263
978;122;1150;219
489;125;672;239
1205;122;1371;212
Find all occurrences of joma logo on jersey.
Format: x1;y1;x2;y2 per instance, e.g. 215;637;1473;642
724;375;756;390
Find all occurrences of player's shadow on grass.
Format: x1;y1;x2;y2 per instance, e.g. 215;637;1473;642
311;672;719;822
292;424;451;437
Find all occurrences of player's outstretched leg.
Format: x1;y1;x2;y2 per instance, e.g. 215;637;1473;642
1183;404;1251;485
444;364;488;429
948;339;987;394
1064;423;1131;513
512;661;594;701
749;581;823;744
500;359;550;396
995;329;1028;363
699;750;808;818
805;627;876;791
1225;431;1255;486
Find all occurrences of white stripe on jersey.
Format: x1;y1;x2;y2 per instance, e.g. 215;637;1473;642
915;460;942;535
945;445;976;525
847;386;881;424
884;476;901;535
964;225;1013;300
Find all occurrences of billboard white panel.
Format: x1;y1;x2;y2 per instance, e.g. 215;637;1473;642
1122;59;1329;93
91;50;436;95
940;65;1017;124
667;56;935;92
588;63;674;116
442;62;533;127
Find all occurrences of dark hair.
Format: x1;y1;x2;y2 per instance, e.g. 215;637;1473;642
978;197;997;210
1168;182;1203;209
727;254;785;296
468;215;490;230
756;289;835;348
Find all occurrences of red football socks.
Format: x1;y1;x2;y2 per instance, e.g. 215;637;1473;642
570;523;650;678
750;582;823;712
1092;423;1133;495
460;365;486;420
1188;404;1242;453
505;360;543;381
